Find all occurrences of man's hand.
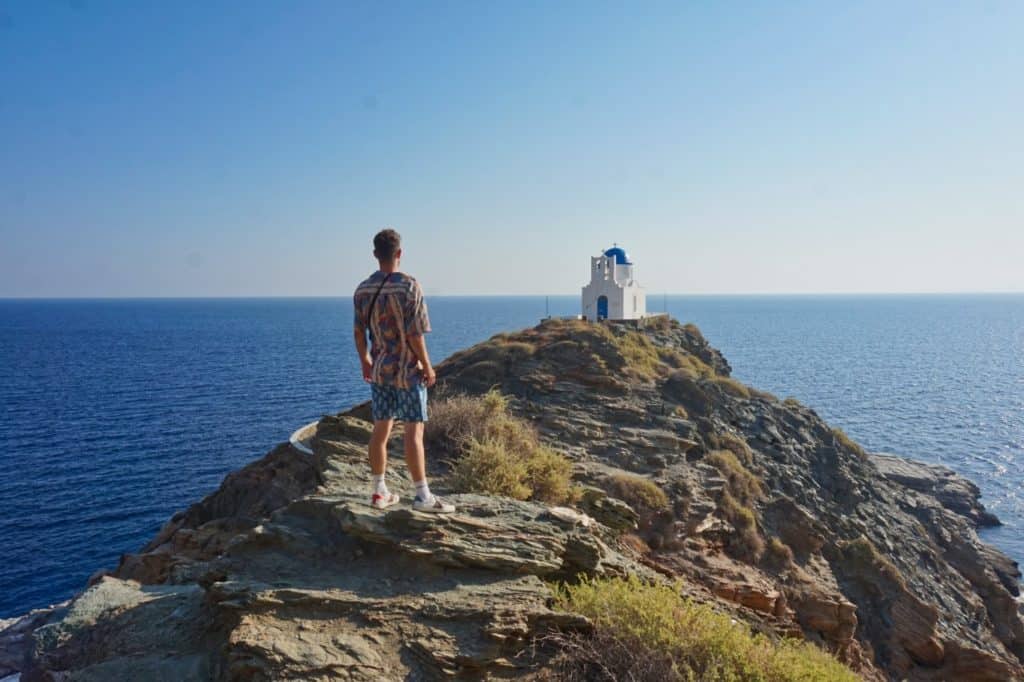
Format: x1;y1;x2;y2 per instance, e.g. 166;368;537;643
421;364;437;388
360;354;373;383
408;334;435;388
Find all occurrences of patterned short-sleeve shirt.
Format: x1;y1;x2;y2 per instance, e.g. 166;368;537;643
353;271;431;388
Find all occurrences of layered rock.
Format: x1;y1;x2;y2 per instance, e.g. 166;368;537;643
431;318;1023;680
3;317;1021;681
2;415;656;680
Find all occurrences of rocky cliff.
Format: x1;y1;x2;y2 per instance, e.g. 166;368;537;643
2;317;1022;681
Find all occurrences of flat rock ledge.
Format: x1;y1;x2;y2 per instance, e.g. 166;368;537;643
870;453;1002;527
1;440;653;681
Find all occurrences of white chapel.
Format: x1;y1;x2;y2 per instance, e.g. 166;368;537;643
581;245;647;321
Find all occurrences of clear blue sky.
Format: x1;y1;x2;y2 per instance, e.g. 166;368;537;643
1;1;1021;296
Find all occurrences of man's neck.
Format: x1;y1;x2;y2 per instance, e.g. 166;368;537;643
378;260;399;274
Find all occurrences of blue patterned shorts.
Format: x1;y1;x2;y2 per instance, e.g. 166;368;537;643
371;382;429;422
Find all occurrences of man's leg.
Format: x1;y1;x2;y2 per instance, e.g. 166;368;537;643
405;422;455;513
368;419;398;508
369;419;393;476
403;422;427;485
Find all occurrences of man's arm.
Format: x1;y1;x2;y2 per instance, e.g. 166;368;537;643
408;333;435;387
354;327;373;383
404;280;435;387
353;295;373;383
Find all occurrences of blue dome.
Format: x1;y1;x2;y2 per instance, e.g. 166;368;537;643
603;246;631;265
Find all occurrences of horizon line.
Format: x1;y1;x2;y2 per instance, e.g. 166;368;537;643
2;290;1023;301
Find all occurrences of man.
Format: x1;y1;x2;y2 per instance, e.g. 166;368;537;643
352;229;455;513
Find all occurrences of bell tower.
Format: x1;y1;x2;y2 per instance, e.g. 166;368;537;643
581;244;646;321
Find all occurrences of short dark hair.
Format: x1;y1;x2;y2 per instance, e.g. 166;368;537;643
373;228;401;261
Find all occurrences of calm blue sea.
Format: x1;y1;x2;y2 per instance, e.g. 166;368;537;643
1;295;1022;618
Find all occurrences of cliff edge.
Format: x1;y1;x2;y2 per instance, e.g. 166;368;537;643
2;317;1021;681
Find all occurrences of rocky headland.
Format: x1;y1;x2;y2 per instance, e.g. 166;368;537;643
2;317;1021;680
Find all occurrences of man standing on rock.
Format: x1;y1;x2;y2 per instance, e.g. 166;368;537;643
353;229;455;513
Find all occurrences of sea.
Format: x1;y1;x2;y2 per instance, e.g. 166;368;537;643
1;295;1022;619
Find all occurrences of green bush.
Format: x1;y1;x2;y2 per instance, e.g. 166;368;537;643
547;575;858;681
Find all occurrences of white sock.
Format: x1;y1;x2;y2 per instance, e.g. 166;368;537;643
414;479;432;502
372;474;389;497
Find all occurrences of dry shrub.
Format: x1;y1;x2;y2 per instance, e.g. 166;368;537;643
461;360;504;384
612;331;662;378
608;473;669;512
619;533;651;554
765;537;795;569
451;437;531;500
659;348;690;368
478;340;535;363
719;491;765;561
712;375;752;399
706;450;762;506
539;319;707;383
662;349;714;379
783;397;802;409
525;445;576;504
644;314;674;331
717;432;753;466
705;450;764;560
831;427;868;461
425;391;496;456
682;321;705;340
541;575;858;681
749;387;778;401
534;627;679;682
840;536;906;589
428;389;574;504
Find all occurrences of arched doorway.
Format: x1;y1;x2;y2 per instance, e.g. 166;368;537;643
597;295;608;320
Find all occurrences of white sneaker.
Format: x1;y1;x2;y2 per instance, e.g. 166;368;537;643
371;491;400;510
413;495;455;514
